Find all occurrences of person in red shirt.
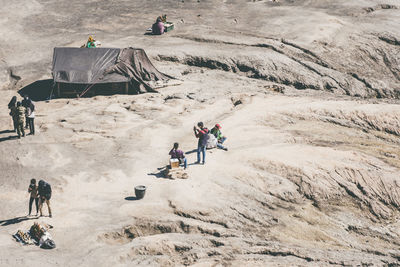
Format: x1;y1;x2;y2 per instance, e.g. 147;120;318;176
194;122;209;164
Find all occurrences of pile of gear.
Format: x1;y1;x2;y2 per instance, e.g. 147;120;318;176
13;222;56;249
164;166;188;179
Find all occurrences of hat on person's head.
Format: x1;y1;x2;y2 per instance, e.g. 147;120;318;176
215;124;221;129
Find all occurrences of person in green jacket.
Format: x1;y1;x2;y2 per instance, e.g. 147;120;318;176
86;36;96;48
210;124;228;151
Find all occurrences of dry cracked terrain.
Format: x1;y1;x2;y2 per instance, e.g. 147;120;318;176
1;0;400;266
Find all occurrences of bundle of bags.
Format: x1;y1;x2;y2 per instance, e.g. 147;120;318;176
13;222;56;249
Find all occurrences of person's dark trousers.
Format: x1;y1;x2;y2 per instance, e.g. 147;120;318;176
27;118;35;135
17;122;25;138
29;197;39;215
197;145;206;164
25;117;29;129
12;118;17;132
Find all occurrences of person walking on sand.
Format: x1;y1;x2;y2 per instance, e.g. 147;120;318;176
194;122;209;164
12;102;25;138
28;179;39;216
38;180;52;218
169;142;187;169
8;96;17;132
210;124;228;151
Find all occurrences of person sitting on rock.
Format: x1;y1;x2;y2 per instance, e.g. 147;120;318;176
152;16;165;35
169;142;187;169
210;123;228;151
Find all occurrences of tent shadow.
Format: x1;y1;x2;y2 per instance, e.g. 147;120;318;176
18;79;54;102
124;196;139;201
0;216;37;227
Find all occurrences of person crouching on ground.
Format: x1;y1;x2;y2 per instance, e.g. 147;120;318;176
169;142;187;169
210;123;228;151
152;16;165;35
194;122;209;164
38;180;52;218
28;179;39;216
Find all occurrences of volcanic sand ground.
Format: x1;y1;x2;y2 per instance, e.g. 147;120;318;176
1;0;400;266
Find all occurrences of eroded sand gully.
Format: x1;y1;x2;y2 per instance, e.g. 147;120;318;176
1;0;400;266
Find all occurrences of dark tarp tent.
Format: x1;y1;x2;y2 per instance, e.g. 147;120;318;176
52;47;173;97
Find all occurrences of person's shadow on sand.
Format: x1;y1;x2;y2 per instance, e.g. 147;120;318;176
0;216;37;227
124;196;140;201
0;129;19;143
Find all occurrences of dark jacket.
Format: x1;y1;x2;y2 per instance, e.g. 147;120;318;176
22;98;35;112
38;180;52;200
8;96;17;110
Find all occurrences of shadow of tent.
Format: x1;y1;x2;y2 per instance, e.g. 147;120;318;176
18;79;54;102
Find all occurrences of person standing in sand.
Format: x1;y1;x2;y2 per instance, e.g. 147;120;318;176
25;104;35;135
8;96;17;132
194;122;209;164
28;179;39;216
38;180;52;218
12;102;25;138
21;95;34;129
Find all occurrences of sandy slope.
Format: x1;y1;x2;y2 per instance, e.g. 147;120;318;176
1;0;400;266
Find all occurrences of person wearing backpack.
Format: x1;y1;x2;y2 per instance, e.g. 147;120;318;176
194;122;209;164
38;180;52;218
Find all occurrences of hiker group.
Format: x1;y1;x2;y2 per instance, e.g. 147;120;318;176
169;122;228;169
27;179;52;218
8;95;35;138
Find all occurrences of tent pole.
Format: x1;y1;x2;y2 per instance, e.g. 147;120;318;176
125;82;129;94
57;83;60;98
